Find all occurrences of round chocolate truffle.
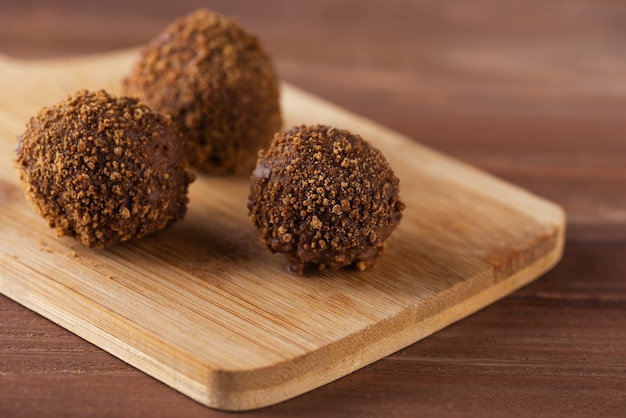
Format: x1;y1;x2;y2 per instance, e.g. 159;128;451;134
15;89;194;248
248;125;405;274
123;8;282;175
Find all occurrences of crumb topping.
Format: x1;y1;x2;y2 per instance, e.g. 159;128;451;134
248;124;405;274
123;8;282;174
15;89;194;248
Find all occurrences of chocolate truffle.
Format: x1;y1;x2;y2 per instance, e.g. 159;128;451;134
123;8;282;175
15;89;194;248
248;125;405;274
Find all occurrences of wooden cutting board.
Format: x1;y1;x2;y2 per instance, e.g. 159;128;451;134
0;49;565;411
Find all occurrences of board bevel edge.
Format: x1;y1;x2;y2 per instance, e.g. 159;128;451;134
1;220;564;411
0;49;567;411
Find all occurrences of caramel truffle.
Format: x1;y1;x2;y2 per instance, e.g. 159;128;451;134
248;125;405;274
15;89;194;248
123;8;282;175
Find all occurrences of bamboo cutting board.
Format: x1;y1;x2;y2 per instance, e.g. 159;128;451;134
0;50;565;411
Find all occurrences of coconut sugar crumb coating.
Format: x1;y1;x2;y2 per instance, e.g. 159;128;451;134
14;89;194;248
123;8;282;175
248;125;405;274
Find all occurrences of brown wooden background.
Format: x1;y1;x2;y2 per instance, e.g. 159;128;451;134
1;1;625;416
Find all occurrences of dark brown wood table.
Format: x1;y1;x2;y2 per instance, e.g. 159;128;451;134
1;1;625;416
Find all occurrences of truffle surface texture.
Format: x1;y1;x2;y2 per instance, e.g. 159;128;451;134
123;8;282;175
15;89;194;248
248;124;405;274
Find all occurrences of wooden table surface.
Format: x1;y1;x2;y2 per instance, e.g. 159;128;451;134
1;1;624;416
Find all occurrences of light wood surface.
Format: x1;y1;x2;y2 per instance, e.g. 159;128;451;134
0;50;563;410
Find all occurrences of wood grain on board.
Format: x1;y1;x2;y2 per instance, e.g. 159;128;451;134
0;50;563;410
